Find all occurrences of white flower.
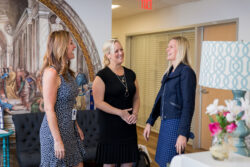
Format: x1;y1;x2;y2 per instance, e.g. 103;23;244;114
226;112;236;122
206;99;224;115
224;100;242;115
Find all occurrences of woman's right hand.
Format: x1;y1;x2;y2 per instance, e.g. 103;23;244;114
119;108;132;124
143;123;151;141
54;140;65;159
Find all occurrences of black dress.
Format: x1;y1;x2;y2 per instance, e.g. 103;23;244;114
95;66;138;164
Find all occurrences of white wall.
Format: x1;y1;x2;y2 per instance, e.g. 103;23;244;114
113;0;250;46
65;0;112;61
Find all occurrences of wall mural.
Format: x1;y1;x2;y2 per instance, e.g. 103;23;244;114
0;0;101;131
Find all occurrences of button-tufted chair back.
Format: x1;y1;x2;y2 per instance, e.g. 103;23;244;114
12;112;44;167
77;110;103;162
12;110;103;166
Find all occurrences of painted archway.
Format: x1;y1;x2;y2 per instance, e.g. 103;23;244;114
39;0;102;81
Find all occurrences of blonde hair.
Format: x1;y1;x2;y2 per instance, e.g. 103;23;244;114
166;36;191;72
40;30;75;81
102;39;120;66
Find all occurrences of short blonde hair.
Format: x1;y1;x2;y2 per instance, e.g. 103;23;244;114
166;36;191;72
102;39;120;66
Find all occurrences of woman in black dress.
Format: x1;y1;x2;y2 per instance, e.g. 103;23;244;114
92;39;140;167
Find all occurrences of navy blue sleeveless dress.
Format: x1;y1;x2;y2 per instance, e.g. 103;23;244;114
40;71;85;167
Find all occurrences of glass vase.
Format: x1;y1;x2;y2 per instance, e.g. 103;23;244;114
210;134;229;161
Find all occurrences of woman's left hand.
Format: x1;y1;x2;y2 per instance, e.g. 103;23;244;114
175;135;187;154
77;126;84;140
128;113;138;124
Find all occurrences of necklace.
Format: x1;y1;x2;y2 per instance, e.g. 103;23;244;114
116;72;129;97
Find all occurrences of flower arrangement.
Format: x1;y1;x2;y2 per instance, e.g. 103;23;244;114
206;98;250;160
206;98;250;136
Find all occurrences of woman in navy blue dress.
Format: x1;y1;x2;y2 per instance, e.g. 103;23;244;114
143;36;196;167
40;31;85;167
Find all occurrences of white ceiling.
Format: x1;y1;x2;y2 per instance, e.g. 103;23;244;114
112;0;200;20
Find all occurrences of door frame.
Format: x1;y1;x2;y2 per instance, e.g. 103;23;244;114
197;21;238;150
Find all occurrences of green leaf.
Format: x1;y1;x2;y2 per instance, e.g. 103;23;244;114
209;115;214;122
216;115;227;128
221;117;228;128
216;114;221;123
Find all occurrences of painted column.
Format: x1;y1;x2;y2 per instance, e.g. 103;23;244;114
37;4;50;71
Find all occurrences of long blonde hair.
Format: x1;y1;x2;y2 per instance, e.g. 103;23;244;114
40;30;75;81
166;36;191;73
102;39;120;67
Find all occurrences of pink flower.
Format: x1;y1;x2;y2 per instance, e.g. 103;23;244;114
209;122;222;136
226;122;237;133
223;111;230;117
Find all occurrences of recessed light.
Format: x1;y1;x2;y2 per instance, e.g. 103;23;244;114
112;4;120;9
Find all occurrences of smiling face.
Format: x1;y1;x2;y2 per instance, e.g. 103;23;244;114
166;39;178;62
108;41;124;65
67;37;76;60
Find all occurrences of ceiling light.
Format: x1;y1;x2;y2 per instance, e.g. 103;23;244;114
112;4;120;9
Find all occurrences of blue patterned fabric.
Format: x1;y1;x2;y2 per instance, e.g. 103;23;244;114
0;99;13;110
75;73;88;96
75;73;87;87
199;41;250;90
1;73;8;79
40;71;85;167
155;119;180;167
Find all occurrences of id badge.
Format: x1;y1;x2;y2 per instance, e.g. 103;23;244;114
72;109;77;120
